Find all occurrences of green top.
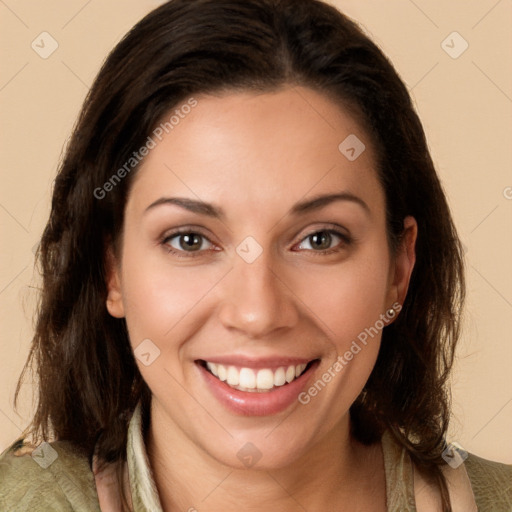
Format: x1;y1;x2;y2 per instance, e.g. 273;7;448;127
1;404;511;511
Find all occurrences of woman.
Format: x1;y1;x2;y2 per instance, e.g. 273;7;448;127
1;0;510;510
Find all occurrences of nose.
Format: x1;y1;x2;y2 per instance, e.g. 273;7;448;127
217;248;299;339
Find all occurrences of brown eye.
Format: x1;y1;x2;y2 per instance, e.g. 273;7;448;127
296;230;350;253
178;233;203;251
309;231;333;251
163;232;213;254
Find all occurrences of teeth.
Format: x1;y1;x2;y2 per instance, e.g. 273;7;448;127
274;367;286;386
295;364;306;378
226;366;239;386
207;362;219;377
256;369;274;390
239;368;256;389
205;362;309;391
217;364;227;382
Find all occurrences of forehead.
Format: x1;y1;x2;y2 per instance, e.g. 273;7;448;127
127;86;384;219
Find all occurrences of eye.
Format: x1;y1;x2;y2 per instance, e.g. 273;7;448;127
160;227;351;258
295;229;350;254
162;230;215;257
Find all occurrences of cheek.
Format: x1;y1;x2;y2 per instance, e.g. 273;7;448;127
292;246;391;345
295;251;391;424
119;241;225;348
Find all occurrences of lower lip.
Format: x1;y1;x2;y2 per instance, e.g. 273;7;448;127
197;361;319;416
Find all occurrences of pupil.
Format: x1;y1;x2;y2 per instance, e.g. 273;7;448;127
181;233;201;251
311;232;331;250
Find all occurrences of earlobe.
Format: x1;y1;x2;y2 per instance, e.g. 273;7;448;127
390;216;418;307
105;245;125;319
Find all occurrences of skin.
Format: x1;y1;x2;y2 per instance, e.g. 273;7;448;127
106;85;417;511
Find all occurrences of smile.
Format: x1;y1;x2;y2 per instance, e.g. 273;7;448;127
204;361;310;392
196;357;320;416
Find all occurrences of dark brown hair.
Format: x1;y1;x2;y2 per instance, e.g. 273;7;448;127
16;0;465;510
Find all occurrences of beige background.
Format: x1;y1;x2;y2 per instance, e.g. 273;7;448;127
1;0;511;463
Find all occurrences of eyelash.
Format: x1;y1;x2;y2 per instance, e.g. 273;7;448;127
160;226;352;259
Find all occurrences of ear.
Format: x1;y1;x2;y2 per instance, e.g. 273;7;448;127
387;216;417;307
105;244;125;318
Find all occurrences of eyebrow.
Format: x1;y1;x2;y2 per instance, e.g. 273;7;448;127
143;192;370;219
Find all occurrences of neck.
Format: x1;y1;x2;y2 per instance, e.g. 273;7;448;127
145;401;386;512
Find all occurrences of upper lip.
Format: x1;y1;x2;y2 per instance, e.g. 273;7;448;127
196;356;317;370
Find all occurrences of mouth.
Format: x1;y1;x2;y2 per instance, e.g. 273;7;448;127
195;357;320;416
197;359;316;392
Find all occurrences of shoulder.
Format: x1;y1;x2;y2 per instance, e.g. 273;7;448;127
464;452;512;510
0;438;101;511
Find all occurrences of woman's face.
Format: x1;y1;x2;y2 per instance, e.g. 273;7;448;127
106;86;416;469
